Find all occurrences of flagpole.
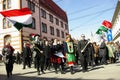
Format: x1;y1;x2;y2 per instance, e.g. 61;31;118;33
90;33;96;43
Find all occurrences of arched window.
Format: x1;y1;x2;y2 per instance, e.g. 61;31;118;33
3;18;12;29
3;18;7;29
4;35;11;45
3;0;11;10
3;0;6;10
7;0;11;9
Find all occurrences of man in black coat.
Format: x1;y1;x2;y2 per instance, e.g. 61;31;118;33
33;35;45;75
44;40;51;70
78;34;90;72
22;42;32;69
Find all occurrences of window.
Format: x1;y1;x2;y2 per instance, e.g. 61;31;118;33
3;0;6;10
4;35;11;45
50;26;54;35
28;1;35;12
3;18;12;29
7;0;11;9
56;29;60;37
31;2;35;12
28;0;31;9
31;18;36;29
61;21;63;28
41;9;46;19
56;18;59;26
3;0;11;10
49;14;53;23
65;24;68;30
3;18;7;29
42;23;47;33
8;21;12;28
61;31;64;38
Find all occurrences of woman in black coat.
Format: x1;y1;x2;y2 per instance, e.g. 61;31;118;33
99;41;108;65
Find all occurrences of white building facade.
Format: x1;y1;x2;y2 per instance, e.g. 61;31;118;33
112;0;120;42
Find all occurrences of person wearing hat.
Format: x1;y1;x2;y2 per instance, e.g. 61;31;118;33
64;34;76;74
78;34;90;72
32;34;45;75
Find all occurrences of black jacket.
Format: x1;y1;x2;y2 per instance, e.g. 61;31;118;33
78;40;89;57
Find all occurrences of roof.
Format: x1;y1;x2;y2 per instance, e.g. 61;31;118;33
40;0;68;23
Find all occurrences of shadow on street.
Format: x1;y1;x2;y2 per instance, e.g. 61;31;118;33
0;74;116;80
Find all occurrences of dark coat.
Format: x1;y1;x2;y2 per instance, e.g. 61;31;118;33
33;40;44;58
51;44;59;54
88;43;95;62
99;42;107;57
2;45;15;64
44;45;51;58
22;46;31;58
78;40;89;57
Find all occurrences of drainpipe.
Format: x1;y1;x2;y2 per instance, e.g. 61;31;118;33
19;0;23;53
39;0;42;38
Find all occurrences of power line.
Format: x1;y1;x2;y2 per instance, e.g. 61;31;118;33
69;9;112;31
69;7;115;22
67;4;98;15
70;13;102;31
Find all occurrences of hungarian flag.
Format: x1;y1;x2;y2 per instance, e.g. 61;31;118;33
0;7;32;30
96;26;108;34
29;33;36;41
102;20;112;29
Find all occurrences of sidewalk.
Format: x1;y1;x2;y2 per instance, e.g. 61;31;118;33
0;61;120;80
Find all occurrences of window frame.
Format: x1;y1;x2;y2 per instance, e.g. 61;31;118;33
42;23;47;33
50;26;54;35
61;31;64;38
3;18;12;29
27;1;35;12
41;9;46;19
56;18;59;26
49;14;54;23
61;21;63;28
65;24;68;30
3;0;11;10
56;29;60;37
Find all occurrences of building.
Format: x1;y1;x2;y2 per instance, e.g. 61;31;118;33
0;0;69;53
112;0;120;42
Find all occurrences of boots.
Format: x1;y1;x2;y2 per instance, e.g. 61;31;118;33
70;66;75;74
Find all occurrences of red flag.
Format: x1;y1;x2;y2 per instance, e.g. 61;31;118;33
102;20;112;29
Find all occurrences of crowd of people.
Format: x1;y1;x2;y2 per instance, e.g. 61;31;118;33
1;34;120;78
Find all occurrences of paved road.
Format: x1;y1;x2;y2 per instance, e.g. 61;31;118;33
0;61;120;80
